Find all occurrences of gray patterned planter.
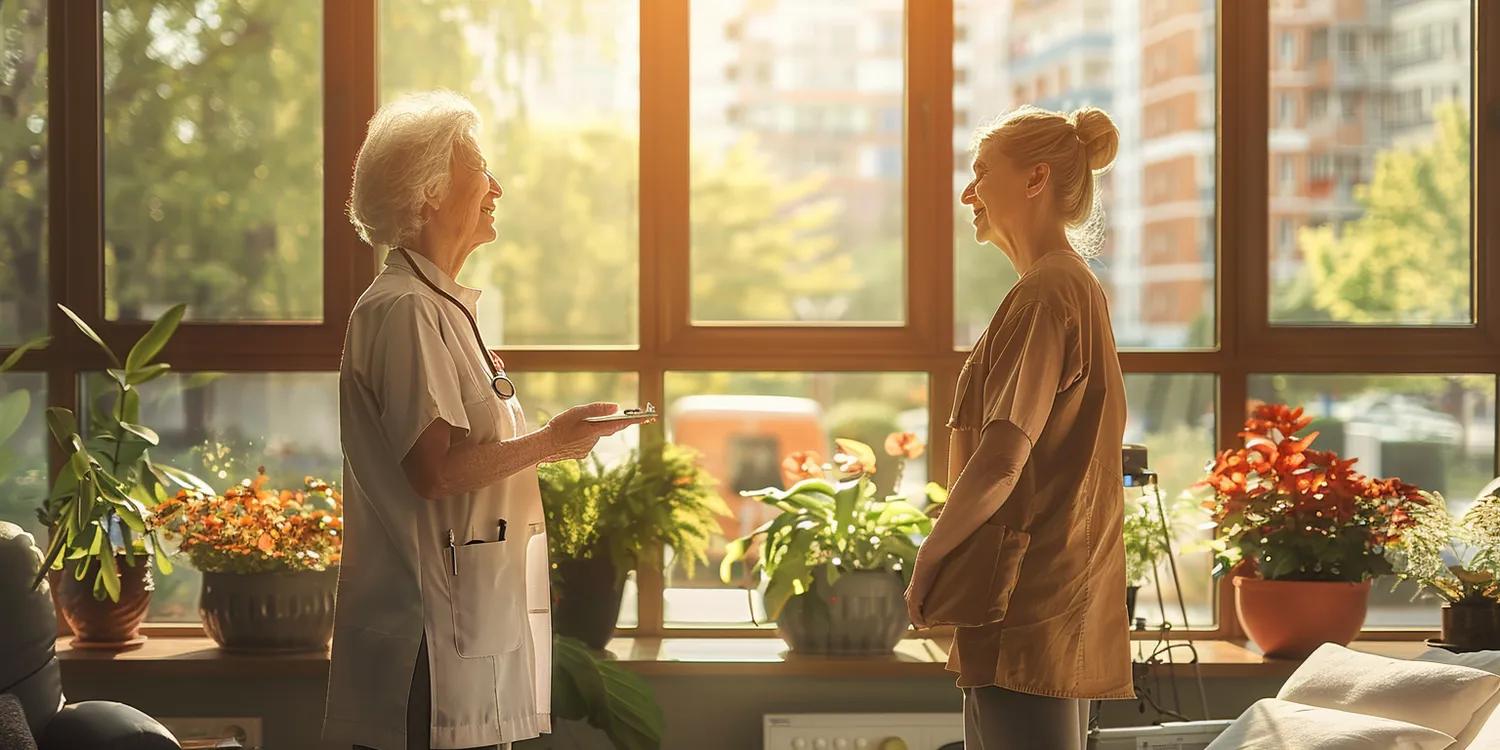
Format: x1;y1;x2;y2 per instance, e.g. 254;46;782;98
776;568;909;656
199;569;338;653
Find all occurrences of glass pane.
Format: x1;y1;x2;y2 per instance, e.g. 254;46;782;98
0;3;48;344
102;2;324;322
1123;373;1218;630
662;371;928;627
1268;3;1473;325
690;1;905;324
0;374;49;541
1246;374;1498;628
82;372;341;623
514;371;642;628
954;2;1217;349
379;0;640;347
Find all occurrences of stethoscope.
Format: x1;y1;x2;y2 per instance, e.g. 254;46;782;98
396;248;516;400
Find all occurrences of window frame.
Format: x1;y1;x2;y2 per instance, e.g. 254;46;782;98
2;0;1495;643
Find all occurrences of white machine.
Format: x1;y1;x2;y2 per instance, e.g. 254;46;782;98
763;714;963;750
1092;720;1234;749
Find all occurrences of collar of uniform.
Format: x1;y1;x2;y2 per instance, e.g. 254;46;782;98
386;248;483;314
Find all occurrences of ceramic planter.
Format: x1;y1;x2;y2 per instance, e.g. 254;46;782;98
54;556;153;650
199;569;338;653
1234;576;1370;658
552;555;626;650
1440;601;1500;651
776;568;908;656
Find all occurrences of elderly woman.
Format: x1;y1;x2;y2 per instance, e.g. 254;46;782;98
322;90;648;750
904;105;1132;750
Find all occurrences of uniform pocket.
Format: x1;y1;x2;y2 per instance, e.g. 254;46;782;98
448;540;525;657
923;522;1031;628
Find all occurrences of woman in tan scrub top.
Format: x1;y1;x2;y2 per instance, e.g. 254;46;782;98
904;104;1133;750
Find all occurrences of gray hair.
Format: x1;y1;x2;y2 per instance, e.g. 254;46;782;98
347;90;484;248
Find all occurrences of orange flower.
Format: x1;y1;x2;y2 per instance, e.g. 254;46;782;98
781;451;825;484
833;438;877;475
883;431;926;460
256;533;275;552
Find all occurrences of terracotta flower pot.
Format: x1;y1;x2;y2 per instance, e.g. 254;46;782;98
54;556;153;650
1234;576;1370;659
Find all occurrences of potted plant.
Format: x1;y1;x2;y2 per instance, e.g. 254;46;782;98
1123;491;1170;623
720;433;941;655
1198;403;1429;658
539;440;729;649
552;634;664;750
149;466;342;653
30;303;214;650
1388;479;1500;651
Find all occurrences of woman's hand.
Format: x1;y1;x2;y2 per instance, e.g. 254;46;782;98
905;561;938;630
541;402;641;462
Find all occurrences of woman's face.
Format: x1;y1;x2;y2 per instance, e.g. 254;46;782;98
430;141;503;251
960;139;1046;248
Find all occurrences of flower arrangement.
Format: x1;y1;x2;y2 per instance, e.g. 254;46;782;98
1199;403;1430;582
723;432;943;619
1388;480;1500;604
149;467;343;575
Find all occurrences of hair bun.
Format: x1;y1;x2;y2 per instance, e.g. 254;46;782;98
1071;106;1120;173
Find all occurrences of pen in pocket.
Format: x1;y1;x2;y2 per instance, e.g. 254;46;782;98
447;529;458;576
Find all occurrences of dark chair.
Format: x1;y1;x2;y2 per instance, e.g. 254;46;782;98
0;521;180;750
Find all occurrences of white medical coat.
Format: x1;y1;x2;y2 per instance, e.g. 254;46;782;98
323;250;552;750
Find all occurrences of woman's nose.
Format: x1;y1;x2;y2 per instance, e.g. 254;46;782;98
961;183;977;205
486;170;502;198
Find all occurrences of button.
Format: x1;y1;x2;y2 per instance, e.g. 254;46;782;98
834;740;849;750
878;739;909;750
854;741;870;750
814;739;829;750
792;740;807;750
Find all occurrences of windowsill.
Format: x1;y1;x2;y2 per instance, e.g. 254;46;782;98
54;636;1434;679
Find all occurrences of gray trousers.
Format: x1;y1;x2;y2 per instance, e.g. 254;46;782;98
963;686;1090;750
354;637;506;750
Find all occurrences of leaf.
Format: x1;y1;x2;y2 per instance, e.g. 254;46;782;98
126;363;172;386
43;407;80;451
156;464;216;494
0;335;51;374
59;304;120;368
552;636;664;750
125;302;186;374
719;537;751;584
99;550;121;602
0;389;29;445
152;533;174;575
119;422;160;445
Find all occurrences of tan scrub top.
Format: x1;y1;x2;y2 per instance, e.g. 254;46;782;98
944;249;1134;700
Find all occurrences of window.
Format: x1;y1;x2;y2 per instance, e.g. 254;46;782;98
7;0;1498;647
0;4;46;344
1270;6;1473;325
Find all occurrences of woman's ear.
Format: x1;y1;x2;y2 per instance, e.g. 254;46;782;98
1025;164;1050;199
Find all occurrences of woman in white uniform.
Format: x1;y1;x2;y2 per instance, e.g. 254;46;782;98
322;90;645;750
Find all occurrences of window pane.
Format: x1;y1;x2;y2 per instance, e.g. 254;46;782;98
82;372;340;623
954;2;1217;349
1268;4;1472;325
379;0;640;347
0;3;47;344
513;371;642;628
1247;374;1498;628
102;2;324;322
1123;373;1218;630
0;374;49;541
662;371;928;627
690;1;905;324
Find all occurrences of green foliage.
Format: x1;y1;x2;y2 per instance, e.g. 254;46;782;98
1294;101;1471;324
31;303;213;602
537;442;731;582
719;443;938;620
0;335;50;487
1389;482;1500;604
552;635;664;750
1123;486;1201;588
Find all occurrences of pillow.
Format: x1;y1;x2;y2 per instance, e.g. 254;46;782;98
1205;699;1455;750
1415;648;1500;748
1276;643;1500;739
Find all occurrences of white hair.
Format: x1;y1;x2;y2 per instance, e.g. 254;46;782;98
347;90;483;248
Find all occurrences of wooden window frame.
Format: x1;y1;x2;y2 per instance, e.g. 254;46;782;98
3;0;1496;642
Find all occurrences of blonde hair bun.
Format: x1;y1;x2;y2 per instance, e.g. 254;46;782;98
1071;106;1119;173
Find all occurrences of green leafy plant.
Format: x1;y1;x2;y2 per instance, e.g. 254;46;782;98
0;335;51;486
30;303;216;601
1123;489;1198;588
1388;480;1500;604
718;437;939;620
553;635;665;750
538;441;730;580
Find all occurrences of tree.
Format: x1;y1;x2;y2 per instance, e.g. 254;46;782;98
1296;100;1471;324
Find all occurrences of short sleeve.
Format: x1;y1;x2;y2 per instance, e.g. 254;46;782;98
366;294;471;462
977;301;1071;445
